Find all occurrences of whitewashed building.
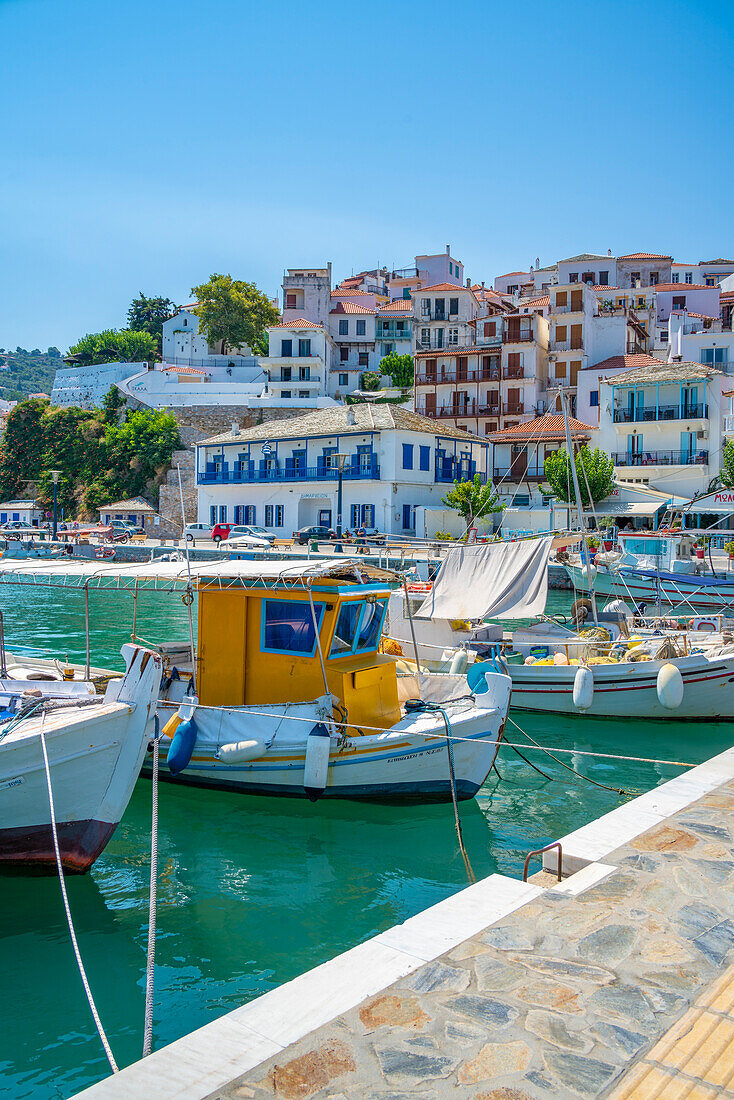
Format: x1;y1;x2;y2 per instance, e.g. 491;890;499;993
597;361;724;498
195;404;489;536
328;301;378;376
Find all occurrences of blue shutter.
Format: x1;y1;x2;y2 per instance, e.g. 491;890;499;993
402;443;414;469
419;445;430;471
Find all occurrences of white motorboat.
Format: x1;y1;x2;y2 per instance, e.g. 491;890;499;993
0;644;161;873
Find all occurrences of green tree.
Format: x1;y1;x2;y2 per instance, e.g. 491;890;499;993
102;385;125;424
543;445;615;506
191;274;280;355
68;329;159;366
720;439;734;488
360;371;382;391
379;351;414;388
442;474;505;531
126;293;178;352
47;347;61;358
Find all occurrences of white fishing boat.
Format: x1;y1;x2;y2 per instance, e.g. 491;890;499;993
562;531;734;612
395;535;734;721
0;644;161;873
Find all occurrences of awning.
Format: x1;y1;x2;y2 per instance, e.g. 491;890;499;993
590;501;668;517
683;489;734;514
416;536;554;621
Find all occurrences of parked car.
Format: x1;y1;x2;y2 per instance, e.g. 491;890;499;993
293;525;336;545
233;524;277;545
184;521;213;543
210;522;234;544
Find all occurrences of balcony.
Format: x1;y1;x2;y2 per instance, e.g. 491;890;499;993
199;460;380;485
415;334;476;350
493;467;546;481
503;367;525;380
551;303;584;314
553;339;584;352
613;403;707;424
503;402;524;415
415;367;500;385
724;414;734;433
612;450;708;467
378;326;411;340
504;330;534;343
435;465;487;485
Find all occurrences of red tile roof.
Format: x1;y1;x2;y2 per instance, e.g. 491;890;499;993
671;263;695;268
496;271;531;278
684;312;717;320
488;413;595;443
593;285;621;291
583;353;665;373
272;318;325;329
162;366;207;375
617;253;672;261
329;302;377;315
378;300;413;314
519;295;549;309
331;288;371;297
653;283;713;292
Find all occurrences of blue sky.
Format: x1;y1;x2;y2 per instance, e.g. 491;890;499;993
1;0;732;351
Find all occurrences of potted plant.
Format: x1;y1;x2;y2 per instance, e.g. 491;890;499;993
725;541;734;561
695;537;707;560
598;516;615;551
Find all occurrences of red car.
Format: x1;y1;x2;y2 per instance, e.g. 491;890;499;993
211;522;233;544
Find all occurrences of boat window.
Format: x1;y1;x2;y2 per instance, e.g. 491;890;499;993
262;600;324;655
355;599;387;653
330;601;362;656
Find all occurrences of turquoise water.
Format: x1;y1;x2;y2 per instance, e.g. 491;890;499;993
0;585;732;1099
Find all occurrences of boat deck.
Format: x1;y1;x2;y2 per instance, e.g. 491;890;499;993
2;699;124;744
74;746;734;1099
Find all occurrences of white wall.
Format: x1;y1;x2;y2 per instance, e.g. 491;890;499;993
51;362;149;409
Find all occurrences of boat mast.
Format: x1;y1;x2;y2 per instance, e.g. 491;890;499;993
558;387;598;625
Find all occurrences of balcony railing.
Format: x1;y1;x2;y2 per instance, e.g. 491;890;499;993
724;414;734;433
415;334;478;350
503;402;524;415
613;403;707;423
553;339;584;351
415;368;500;384
503;367;525;380
504;330;534;343
378;326;411;339
493;467;546;480
435;467;487;484
199;461;380;485
613;450;708;467
417;402;500;419
551;303;584;314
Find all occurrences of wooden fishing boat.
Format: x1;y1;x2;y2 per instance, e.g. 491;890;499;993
0;645;161;873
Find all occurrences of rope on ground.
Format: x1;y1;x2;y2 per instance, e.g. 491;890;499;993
142;715;160;1059
39;721;119;1074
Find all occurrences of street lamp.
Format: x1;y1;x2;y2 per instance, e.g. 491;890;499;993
50;470;61;540
333;453;349;554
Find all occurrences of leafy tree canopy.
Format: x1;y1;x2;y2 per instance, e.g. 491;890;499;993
442;473;505;531
720;439;734;489
360;371;382;392
379;352;414;388
543;445;615;506
67;329;159;367
190;274;280;355
0;396;181;517
126;293;178;351
47;347;61;358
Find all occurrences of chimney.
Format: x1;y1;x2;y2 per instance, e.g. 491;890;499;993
536;257;540;268
466;277;471;288
231;422;240;437
446;244;450;255
346;407;356;425
608;248;612;256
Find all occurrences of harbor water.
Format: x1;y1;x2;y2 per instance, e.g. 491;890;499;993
1;584;731;1099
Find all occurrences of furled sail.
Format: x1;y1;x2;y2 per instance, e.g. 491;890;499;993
416;537;555;621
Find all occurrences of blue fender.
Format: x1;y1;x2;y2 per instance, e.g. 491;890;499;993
467;662;488;695
167;717;197;776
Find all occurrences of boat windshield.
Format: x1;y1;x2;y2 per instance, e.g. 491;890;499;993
355;599;386;653
330;601;362;656
262;599;324;655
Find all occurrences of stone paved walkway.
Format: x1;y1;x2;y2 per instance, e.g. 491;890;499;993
210;780;734;1100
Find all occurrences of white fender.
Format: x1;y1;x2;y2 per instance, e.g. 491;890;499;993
217;738;268;764
657;663;684;710
449;649;468;675
580;564;597;587
573;665;594;711
304;723;331;800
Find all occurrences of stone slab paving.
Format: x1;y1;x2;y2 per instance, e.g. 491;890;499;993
210;780;734;1100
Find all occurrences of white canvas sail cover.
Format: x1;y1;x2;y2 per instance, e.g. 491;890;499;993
416;537;555;621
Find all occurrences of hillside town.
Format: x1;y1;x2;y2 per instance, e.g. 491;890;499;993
31;246;734;538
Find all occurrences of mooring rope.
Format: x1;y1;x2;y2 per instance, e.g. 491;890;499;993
142;715;160;1058
39;721;118;1073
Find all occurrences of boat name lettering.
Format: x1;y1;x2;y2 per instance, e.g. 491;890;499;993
389;748;441;763
0;776;23;791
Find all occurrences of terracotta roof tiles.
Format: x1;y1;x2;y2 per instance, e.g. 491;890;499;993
617;253;672;261
329;302;377;315
271;318;325;329
488;413;595;443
